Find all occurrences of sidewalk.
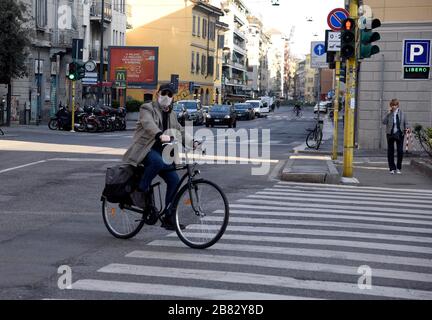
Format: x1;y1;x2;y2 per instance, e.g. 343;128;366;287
282;116;432;188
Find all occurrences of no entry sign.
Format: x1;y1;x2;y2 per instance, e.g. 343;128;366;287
327;8;350;31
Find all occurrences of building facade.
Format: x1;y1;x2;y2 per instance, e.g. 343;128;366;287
0;0;127;124
266;29;285;98
304;54;317;103
126;0;226;105
246;15;270;98
357;0;432;149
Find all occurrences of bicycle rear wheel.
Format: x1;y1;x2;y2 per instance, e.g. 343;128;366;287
306;129;318;149
173;179;229;249
102;197;145;239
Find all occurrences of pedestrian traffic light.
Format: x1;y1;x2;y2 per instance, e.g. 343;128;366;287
340;18;356;60
360;18;381;59
68;62;77;81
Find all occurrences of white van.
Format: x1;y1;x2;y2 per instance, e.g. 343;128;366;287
245;100;269;118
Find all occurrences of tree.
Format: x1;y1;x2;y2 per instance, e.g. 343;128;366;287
0;0;31;125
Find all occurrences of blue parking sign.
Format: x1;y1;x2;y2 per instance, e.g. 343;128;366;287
403;40;431;66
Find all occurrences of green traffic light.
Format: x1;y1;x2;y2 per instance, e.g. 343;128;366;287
68;74;76;80
360;31;381;59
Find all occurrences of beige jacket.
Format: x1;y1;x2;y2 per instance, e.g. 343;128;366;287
123;101;193;166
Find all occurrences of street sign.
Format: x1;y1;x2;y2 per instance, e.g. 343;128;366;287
402;39;431;80
114;69;127;88
325;30;341;52
311;41;328;69
327;8;350;31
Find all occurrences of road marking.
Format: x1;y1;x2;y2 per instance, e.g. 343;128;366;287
149;240;432;268
166;232;432;255
209;214;432;234
222;208;432;228
248;193;432;209
186;223;432;245
264;187;432;202
127;250;432;283
98;263;432;300
277;181;432;194
71;279;310;300
238;198;432;216
0;160;48;174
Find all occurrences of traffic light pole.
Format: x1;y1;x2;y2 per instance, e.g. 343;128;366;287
332;58;341;160
70;79;76;132
342;0;358;177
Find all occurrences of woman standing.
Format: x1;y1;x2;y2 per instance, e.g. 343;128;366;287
382;99;409;174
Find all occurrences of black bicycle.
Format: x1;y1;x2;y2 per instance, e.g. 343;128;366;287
306;117;323;149
101;141;230;249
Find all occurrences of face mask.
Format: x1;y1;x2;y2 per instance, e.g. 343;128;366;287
158;95;172;109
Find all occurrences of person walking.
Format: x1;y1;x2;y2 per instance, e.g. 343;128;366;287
382;99;409;174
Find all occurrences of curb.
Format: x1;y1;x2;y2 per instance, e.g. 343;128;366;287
411;159;432;178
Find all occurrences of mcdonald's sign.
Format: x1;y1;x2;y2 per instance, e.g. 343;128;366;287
114;69;127;89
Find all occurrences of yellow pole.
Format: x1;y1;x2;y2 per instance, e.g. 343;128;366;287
70;80;75;132
332;59;341;160
343;0;358;177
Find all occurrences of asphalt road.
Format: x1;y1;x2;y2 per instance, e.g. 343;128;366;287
0;106;315;299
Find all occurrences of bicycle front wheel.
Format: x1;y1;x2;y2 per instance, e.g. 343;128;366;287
102;197;145;239
173;179;229;249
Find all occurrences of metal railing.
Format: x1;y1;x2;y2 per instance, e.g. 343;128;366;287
51;29;79;47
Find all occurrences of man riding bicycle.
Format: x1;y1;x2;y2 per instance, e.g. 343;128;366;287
123;83;197;230
294;102;302;115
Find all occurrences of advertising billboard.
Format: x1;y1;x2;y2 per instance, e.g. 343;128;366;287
108;46;159;88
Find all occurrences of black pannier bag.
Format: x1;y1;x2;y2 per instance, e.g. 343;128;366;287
102;164;137;203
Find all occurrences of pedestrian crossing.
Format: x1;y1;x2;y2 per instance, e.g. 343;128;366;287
67;181;432;300
266;114;316;121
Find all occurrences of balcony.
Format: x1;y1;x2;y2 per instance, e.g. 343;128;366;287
233;43;246;56
234;28;246;40
90;0;112;23
50;29;79;48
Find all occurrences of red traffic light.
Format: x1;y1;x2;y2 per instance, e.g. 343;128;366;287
343;18;356;31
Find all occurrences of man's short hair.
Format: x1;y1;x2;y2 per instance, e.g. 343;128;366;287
158;83;175;93
390;99;399;106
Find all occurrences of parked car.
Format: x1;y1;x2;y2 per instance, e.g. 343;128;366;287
234;103;255;120
206;105;237;128
172;102;188;126
260;96;275;112
314;101;328;113
177;100;204;125
245;100;269;117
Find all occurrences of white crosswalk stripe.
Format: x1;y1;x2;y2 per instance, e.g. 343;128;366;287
68;181;432;300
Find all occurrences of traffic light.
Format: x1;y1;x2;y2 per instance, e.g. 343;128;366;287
76;61;85;80
340;18;356;60
67;61;85;81
68;62;77;81
327;51;336;69
360;18;381;59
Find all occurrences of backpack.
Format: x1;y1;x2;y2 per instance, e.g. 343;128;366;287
102;164;137;204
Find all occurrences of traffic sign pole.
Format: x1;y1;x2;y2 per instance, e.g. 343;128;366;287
343;0;358;178
332;58;341;160
70;80;76;133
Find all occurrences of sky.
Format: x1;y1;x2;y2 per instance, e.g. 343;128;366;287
245;0;345;58
128;0;345;58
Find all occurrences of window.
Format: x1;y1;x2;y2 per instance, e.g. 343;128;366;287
207;56;214;76
35;0;47;28
201;55;206;75
191;51;195;73
197;17;201;37
216;63;220;79
192;16;196;36
196;53;200;73
202;19;207;39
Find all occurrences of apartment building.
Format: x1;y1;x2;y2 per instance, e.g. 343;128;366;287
0;0;127;124
357;0;432;149
126;0;226;105
267;28;285;98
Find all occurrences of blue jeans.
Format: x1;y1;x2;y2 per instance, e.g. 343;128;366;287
139;149;180;216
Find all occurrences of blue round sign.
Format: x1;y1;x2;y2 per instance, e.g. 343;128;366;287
314;44;326;56
327;8;350;31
